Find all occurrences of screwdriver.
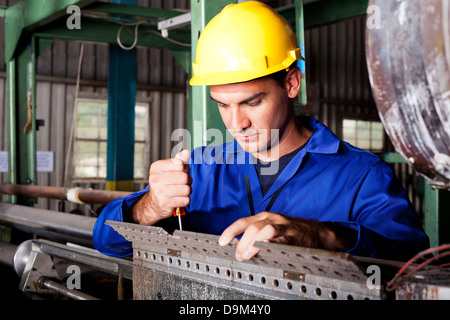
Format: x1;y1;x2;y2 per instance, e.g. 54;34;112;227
174;207;186;230
173;149;186;230
173;148;188;231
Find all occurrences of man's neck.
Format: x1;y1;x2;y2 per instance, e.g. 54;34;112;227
253;117;313;162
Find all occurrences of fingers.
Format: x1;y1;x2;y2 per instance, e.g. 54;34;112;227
219;212;279;245
175;149;191;163
219;213;286;261
235;223;285;261
218;216;255;246
149;150;191;187
219;213;337;262
154;185;191;206
145;151;192;219
150;169;191;186
151;157;190;175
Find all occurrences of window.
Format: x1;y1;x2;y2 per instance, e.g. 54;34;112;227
74;100;107;179
134;104;149;179
73;99;149;181
342;119;385;152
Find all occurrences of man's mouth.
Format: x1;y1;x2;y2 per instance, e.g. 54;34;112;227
235;131;259;142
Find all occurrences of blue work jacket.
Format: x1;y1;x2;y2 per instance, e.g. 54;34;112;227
93;117;429;260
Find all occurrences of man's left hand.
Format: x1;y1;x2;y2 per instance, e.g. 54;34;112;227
218;212;355;261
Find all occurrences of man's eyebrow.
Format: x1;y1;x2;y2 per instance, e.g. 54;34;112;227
210;92;267;105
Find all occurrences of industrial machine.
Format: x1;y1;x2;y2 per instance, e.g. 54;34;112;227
0;199;449;301
366;0;450;189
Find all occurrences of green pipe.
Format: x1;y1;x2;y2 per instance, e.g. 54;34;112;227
6;59;17;204
295;0;307;108
26;38;37;186
424;186;450;248
189;0;236;149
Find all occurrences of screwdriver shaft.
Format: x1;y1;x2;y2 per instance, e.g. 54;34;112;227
178;214;183;230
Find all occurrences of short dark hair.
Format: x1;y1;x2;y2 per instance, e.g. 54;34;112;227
267;62;298;88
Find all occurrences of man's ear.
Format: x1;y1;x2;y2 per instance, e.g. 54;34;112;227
284;67;302;98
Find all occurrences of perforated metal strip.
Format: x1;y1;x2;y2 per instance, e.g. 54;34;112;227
106;220;381;300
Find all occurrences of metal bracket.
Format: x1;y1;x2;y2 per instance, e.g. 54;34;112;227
157;12;191;38
19;243;58;296
16;239;133;299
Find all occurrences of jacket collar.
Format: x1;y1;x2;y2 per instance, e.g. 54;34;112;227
302;116;341;154
229;116;342;204
227;116;341;156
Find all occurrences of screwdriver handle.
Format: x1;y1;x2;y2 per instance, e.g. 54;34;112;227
174;207;185;230
173;207;186;216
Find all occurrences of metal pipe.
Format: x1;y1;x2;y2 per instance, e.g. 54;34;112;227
0;184;131;204
26;38;37;186
38;277;100;300
6;59;17;204
0;71;187;94
0;203;95;246
0;240;17;267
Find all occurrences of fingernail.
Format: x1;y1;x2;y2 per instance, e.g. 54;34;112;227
218;237;226;246
243;250;252;260
235;252;243;261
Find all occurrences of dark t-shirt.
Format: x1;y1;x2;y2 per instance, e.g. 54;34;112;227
253;144;306;196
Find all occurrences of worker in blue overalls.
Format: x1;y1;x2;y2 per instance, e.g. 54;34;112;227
93;1;429;261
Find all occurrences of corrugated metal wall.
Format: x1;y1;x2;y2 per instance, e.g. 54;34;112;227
0;0;424;217
302;16;424;217
0;0;189;213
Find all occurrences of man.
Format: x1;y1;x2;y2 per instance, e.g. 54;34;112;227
93;1;429;261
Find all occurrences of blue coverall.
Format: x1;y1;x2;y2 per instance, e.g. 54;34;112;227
93;117;429;261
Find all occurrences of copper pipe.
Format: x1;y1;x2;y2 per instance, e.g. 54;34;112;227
0;184;131;205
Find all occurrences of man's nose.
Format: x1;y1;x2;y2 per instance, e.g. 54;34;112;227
230;108;251;132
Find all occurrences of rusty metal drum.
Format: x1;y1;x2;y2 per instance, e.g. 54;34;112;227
366;0;450;188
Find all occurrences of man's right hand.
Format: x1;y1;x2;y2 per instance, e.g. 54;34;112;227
128;149;191;225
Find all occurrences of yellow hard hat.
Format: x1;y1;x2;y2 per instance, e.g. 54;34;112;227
189;1;303;86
